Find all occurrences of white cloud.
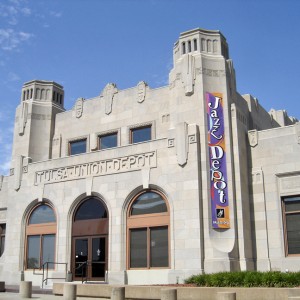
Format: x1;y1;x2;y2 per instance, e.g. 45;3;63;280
50;11;62;18
0;28;34;51
8;71;20;82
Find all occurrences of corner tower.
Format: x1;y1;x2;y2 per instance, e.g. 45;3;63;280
11;80;65;165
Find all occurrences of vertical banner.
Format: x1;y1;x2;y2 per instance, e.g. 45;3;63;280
206;92;230;229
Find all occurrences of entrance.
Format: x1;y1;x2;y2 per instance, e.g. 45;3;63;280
73;236;107;280
72;197;108;281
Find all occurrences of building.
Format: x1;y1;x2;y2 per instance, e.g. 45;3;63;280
0;28;299;287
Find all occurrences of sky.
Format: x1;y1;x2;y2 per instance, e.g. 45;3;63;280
0;0;300;175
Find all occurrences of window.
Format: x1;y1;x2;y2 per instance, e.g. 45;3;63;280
26;204;56;269
99;133;117;150
282;196;300;255
74;197;107;221
130;126;151;144
193;39;197;51
127;191;169;269
69;139;87;155
0;224;5;256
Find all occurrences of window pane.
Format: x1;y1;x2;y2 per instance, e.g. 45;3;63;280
150;227;168;267
29;205;56;224
286;213;300;254
100;133;117;149
285;198;300;212
74;198;107;221
130;228;147;268
70;139;86;155
0;236;5;256
131;126;151;144
131;192;167;216
42;234;55;268
27;235;40;269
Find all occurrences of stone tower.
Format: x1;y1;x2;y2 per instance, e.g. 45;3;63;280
11;80;65;177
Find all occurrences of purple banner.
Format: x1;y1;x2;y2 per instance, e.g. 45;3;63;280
206;92;230;229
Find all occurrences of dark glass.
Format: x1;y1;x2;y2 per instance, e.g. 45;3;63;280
150;227;168;267
42;234;55;268
0;236;5;256
100;133;117;149
285;201;300;213
70;139;87;155
286;213;300;254
131;126;151;144
27;235;40;269
29;205;56;224
130;228;147;268
75;238;88;277
74;198;107;221
131;192;167;216
92;237;106;277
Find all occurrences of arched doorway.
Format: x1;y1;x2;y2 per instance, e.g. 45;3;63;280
72;197;108;281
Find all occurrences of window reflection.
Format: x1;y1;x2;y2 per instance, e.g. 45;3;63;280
69;139;87;155
74;197;107;221
29;205;56;224
131;126;151;144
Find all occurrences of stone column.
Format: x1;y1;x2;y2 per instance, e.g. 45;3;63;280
111;286;125;300
63;283;77;300
19;281;32;298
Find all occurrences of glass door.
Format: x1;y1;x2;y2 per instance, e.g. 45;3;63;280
91;237;106;278
73;236;107;281
74;238;88;278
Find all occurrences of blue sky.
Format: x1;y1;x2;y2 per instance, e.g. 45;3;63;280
1;0;300;175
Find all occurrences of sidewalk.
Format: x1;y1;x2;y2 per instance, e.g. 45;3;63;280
0;292;99;299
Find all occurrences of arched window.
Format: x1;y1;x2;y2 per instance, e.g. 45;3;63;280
25;204;56;269
127;190;169;269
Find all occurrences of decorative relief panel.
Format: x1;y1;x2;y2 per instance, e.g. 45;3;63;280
248;130;258;147
168;139;175;148
188;134;196;144
101;83;118;115
181;54;195;96
18;102;28;136
136;81;148;103
73;97;85;118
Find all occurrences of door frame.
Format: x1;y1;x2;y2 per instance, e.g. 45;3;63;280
72;235;108;281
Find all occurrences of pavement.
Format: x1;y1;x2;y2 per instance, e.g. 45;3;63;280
0;292;101;299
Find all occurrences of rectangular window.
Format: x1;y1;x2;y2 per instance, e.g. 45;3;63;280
130;228;147;268
0;224;6;257
150;226;168;267
69;139;87;155
42;234;55;268
27;234;55;269
27;235;40;269
99;133;117;150
129;226;168;269
130;125;151;144
283;196;300;255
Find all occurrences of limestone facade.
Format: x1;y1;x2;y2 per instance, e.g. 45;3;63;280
0;28;299;287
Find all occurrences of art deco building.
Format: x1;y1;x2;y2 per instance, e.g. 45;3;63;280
0;28;299;287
